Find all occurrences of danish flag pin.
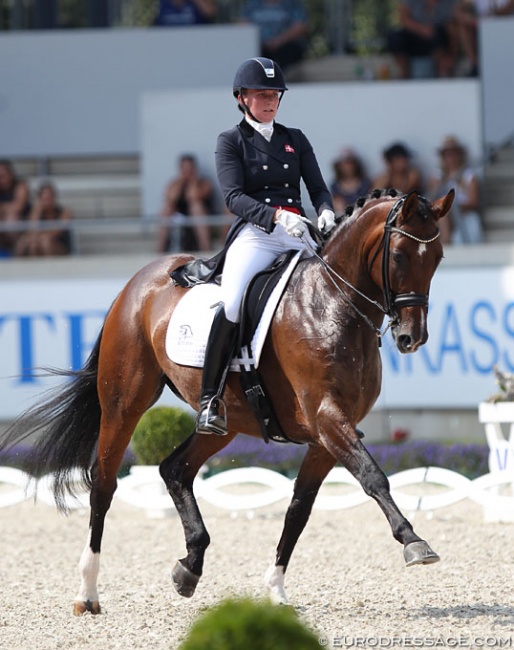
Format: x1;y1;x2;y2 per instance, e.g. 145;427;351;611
285;144;295;153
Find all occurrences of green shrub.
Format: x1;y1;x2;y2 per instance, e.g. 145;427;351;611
131;406;195;465
178;598;320;650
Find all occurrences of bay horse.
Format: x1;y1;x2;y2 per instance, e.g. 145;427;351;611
0;188;454;615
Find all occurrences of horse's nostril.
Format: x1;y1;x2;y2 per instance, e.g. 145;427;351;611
397;334;413;350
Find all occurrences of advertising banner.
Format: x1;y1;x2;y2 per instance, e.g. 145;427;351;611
1;266;513;420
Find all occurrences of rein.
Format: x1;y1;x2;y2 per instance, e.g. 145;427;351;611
301;237;387;341
303;194;441;344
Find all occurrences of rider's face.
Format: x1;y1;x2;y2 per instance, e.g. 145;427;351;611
240;89;280;123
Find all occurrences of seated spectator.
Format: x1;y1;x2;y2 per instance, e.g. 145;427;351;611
454;0;514;76
387;0;458;79
330;148;371;214
372;142;424;195
157;153;214;254
15;182;72;257
219;203;235;243
238;0;309;72
429;135;483;244
0;159;31;257
153;0;217;26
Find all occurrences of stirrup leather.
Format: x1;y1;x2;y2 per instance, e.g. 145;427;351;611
196;396;228;436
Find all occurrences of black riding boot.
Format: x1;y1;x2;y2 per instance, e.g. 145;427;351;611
196;306;238;436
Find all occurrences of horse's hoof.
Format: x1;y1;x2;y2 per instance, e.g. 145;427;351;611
73;600;101;615
172;560;200;598
404;541;440;567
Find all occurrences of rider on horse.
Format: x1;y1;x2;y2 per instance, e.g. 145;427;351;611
195;57;336;436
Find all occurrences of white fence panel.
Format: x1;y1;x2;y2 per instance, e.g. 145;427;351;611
1;466;513;520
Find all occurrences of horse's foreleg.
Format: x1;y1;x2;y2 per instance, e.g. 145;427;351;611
159;431;235;598
321;420;439;567
265;445;336;604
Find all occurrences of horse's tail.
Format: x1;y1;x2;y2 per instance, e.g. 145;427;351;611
0;327;104;512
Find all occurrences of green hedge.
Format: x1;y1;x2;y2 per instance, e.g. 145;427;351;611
179;598;320;650
131;406;195;466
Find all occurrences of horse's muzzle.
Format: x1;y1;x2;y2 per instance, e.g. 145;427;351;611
392;309;428;354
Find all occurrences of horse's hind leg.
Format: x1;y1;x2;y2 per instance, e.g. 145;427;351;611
74;402;160;615
265;445;336;604
322;421;439;567
159;431;235;598
73;353;165;615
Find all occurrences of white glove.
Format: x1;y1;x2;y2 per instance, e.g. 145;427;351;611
318;209;336;234
275;209;308;238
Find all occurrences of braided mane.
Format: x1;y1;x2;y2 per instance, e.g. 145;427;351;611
329;187;432;233
320;188;434;249
336;187;399;225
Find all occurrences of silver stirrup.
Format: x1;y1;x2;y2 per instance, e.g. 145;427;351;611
196;395;228;436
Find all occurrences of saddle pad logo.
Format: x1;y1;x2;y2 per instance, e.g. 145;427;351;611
179;324;193;342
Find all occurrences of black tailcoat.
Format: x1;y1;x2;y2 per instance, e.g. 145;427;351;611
217;118;333;240
171;118;333;287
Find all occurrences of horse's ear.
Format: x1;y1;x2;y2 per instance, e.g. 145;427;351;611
398;191;419;224
432;188;455;221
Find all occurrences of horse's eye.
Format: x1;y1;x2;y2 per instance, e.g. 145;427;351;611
392;250;405;265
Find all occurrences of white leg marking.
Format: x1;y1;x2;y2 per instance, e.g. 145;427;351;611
75;530;100;604
264;564;288;604
417;243;427;257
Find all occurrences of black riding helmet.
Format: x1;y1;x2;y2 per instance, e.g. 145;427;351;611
233;57;288;120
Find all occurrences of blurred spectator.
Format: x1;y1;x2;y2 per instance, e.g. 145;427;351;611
153;0;217;26
330;148;371;214
238;0;309;71
429;135;483;244
454;0;514;76
15;182;72;257
372;142;424;195
157;153;215;254
387;0;458;79
0;159;31;257
494;0;514;10
219;204;235;243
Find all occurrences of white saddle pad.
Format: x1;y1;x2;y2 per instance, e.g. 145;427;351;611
166;251;302;371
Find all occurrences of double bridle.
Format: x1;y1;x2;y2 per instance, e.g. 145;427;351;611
303;195;441;344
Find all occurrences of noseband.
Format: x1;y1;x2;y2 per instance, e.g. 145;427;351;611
303;194;440;344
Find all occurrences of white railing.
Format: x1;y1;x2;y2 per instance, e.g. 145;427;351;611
1;465;513;521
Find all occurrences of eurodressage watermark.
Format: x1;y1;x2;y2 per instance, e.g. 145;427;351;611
317;636;513;648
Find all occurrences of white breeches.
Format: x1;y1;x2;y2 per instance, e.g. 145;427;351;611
220;222;316;323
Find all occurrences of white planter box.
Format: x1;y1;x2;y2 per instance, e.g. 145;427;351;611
479;401;514;424
478;401;514;449
477;401;514;522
